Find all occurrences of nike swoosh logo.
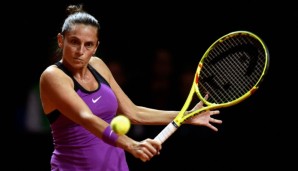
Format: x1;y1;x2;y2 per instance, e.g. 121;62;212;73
92;96;102;103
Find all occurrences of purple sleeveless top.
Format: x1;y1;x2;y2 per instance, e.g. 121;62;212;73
47;62;129;171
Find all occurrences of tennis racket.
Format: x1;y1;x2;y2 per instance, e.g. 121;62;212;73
154;30;270;144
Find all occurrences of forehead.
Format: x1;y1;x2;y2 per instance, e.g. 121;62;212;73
65;24;98;41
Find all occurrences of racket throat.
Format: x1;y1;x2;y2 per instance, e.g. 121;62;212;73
171;120;180;128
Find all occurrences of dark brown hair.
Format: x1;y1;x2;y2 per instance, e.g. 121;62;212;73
53;4;100;61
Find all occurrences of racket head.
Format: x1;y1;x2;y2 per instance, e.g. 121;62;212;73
195;30;269;108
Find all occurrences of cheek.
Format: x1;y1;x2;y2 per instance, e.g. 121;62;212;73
62;46;73;55
85;51;95;59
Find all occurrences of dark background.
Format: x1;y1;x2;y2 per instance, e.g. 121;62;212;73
4;0;297;170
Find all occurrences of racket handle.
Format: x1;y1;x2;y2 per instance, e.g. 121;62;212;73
154;121;178;144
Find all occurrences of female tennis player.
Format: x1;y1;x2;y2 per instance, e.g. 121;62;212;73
39;4;222;171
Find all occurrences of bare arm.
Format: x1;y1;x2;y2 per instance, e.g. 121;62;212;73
90;57;222;130
40;65;109;138
40;64;160;162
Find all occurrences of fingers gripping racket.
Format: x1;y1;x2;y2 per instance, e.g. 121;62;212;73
154;30;270;144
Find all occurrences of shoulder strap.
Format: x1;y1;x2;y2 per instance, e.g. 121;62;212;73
87;64;110;86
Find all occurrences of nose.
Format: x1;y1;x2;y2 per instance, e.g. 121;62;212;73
78;44;86;54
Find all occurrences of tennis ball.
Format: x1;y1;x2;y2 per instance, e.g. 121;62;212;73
111;115;131;135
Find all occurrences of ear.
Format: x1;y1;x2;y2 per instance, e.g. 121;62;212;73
57;33;63;48
93;41;100;55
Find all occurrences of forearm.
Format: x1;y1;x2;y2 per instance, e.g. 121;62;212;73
115;134;137;150
132;106;179;125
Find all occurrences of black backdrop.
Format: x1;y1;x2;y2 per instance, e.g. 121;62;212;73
5;1;297;170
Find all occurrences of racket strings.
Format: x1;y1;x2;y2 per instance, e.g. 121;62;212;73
198;34;266;104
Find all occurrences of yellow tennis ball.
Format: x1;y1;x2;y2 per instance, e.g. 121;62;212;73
111;115;131;135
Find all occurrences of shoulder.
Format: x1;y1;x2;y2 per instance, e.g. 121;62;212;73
89;56;106;67
40;64;72;85
41;65;60;79
40;65;58;79
89;56;111;73
89;56;113;82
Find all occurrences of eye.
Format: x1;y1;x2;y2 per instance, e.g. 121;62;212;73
70;39;80;46
85;42;95;49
